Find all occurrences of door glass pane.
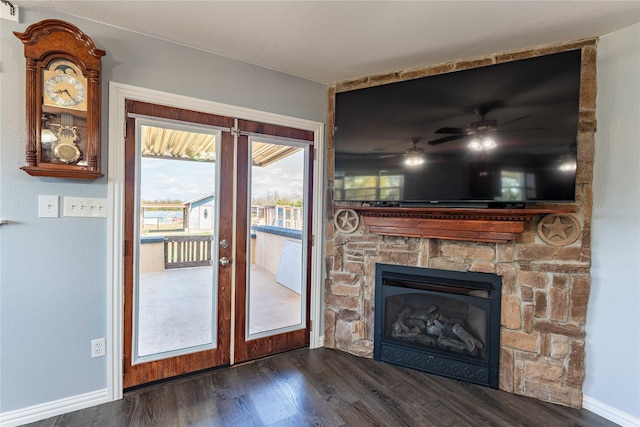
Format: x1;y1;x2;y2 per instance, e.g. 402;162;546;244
133;121;221;364
247;138;308;339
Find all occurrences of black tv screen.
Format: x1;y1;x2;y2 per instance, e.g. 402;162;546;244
334;49;581;207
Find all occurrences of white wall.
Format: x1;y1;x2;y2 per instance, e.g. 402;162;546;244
0;5;326;415
585;22;640;423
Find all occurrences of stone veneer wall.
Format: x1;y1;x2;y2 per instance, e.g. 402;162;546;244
324;39;597;408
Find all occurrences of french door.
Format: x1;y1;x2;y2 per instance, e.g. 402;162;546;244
123;101;313;388
233;119;314;363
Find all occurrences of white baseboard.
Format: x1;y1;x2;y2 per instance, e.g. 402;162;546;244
310;329;324;349
583;395;640;427
0;389;110;427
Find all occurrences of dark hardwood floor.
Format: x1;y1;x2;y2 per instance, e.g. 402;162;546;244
26;348;616;426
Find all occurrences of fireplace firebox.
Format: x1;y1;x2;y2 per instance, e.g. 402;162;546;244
374;264;502;388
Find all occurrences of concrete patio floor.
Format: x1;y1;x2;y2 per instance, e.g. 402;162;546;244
137;264;302;357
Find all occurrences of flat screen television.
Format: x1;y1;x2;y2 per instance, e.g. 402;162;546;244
334;49;582;208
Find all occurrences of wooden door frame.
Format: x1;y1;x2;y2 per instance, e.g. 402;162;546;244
106;82;325;402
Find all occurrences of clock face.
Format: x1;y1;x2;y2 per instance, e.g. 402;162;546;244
45;74;86;107
42;59;88;111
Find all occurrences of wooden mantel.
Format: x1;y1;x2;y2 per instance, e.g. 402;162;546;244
352;206;576;243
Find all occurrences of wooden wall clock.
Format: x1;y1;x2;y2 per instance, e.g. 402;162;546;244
14;19;106;179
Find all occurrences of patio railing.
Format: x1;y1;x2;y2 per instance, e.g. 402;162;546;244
141;227;299;272
164;235;213;269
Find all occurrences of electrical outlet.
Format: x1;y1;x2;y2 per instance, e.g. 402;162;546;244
91;338;106;358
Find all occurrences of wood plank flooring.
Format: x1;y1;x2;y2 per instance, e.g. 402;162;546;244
25;348;616;426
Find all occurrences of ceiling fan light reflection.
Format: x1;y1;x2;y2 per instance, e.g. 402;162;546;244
559;161;577;172
469;138;482;151
469;136;497;151
404;155;425;167
481;136;497;149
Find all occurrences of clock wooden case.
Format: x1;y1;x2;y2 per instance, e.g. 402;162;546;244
14;19;106;179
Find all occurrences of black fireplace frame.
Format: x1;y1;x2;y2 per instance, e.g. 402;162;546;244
374;263;502;389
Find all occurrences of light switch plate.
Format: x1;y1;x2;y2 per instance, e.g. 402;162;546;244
64;197;107;217
38;195;59;218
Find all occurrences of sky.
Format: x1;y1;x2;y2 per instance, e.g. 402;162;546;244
141;150;305;203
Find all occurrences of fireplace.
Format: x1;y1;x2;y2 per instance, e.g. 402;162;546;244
374;263;502;388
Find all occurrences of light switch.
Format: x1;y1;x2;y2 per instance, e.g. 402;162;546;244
38;195;59;218
64;197;107;217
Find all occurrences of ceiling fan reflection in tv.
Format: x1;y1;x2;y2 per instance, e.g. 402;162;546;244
428;100;543;151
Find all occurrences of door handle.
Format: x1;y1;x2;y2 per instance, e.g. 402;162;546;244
219;239;229;249
219;256;231;266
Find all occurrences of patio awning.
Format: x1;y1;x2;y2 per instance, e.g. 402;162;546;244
141;125;300;166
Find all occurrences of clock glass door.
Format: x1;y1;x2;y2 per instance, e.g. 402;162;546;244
41;59;88;167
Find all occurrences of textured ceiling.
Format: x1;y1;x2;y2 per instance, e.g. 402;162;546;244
19;1;640;84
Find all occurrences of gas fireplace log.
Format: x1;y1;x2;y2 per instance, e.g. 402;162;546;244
425;319;444;336
425;326;439;336
437;336;468;353
435;313;451;323
391;308;413;337
405;317;426;330
398;307;411;323
452;323;478;352
407;306;437;321
415;334;437;347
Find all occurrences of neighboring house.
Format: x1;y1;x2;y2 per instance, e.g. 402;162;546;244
185;194;215;232
252;205;303;230
0;6;637;427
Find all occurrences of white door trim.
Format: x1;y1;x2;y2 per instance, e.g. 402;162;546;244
106;82;325;401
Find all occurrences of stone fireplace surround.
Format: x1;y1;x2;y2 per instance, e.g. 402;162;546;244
324;39;596;408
